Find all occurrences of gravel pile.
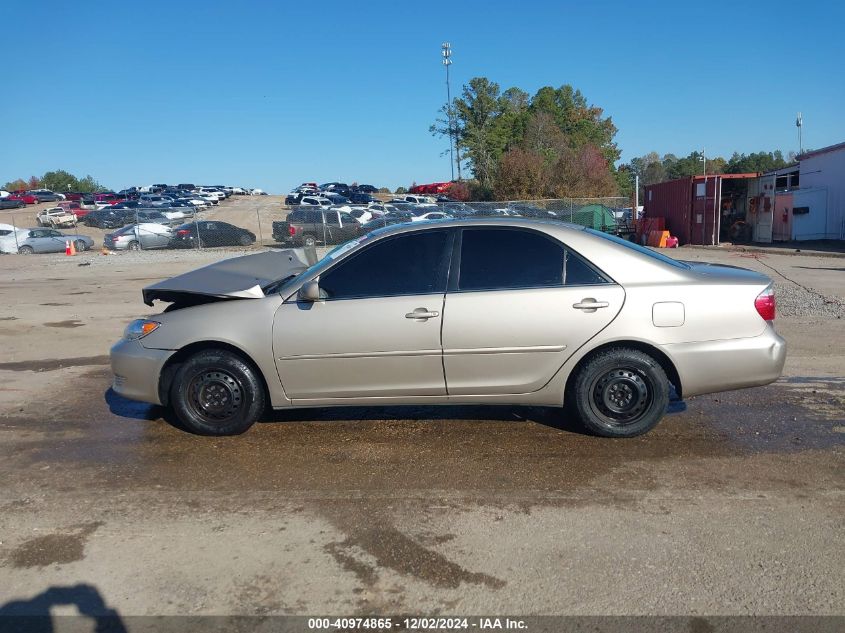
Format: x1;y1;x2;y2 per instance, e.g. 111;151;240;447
774;281;844;319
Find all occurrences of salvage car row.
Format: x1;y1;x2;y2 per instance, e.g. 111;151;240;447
0;220;256;254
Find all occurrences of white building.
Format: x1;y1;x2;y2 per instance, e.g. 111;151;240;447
745;141;844;242
794;141;845;240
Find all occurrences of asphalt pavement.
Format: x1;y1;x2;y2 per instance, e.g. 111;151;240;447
0;223;842;620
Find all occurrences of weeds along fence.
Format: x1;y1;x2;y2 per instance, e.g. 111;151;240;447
0;197;630;256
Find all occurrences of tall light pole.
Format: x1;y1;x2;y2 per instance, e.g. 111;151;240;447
796;112;803;155
442;42;460;181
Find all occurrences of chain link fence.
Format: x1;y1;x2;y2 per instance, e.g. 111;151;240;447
0;196;632;257
259;197;632;250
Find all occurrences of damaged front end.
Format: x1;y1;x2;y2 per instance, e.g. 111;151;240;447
141;248;315;309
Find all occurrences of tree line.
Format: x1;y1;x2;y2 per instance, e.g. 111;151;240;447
431;76;795;202
431;77;624;201
4;170;106;194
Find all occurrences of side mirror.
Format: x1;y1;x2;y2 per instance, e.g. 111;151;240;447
298;280;322;302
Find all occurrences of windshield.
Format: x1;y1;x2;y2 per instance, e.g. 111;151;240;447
585;228;690;269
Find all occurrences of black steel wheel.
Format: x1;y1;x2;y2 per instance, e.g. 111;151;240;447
570;347;669;438
170;349;265;435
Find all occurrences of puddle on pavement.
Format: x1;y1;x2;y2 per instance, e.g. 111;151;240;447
0;367;842;496
43;320;85;329
0;356;110;372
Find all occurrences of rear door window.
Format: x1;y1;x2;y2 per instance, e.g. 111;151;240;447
457;228;608;291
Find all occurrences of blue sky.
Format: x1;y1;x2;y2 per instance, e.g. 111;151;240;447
2;0;842;192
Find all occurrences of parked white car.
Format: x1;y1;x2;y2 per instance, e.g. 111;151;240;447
403;195;437;205
411;211;453;222
160;208;187;221
299;196;332;208
37;207;78;228
0;224;27;253
196;188;225;201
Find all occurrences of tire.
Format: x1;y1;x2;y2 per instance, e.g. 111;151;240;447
74;239;87;252
238;234;251;246
170;349;265;435
127;240;140;251
570;347;669;438
302;234;317;248
18;246;34;255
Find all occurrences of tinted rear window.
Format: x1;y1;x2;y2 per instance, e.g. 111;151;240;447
459;228;607;290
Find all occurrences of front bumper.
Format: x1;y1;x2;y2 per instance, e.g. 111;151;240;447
110;338;174;405
663;324;787;398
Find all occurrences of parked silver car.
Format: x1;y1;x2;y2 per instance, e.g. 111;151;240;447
104;223;173;251
110;219;786;437
13;228;94;254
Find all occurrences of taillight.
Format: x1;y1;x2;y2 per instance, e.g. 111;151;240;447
176;229;191;236
288;225;296;236
754;286;776;321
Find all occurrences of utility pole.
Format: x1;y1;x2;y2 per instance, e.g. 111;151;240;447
699;147;707;245
634;174;639;219
442;42;461;181
796;112;803;155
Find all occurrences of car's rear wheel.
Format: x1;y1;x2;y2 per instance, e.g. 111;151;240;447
570;347;669;438
127;240;140;251
302;234;317;248
170;349;265;435
18;246;34;255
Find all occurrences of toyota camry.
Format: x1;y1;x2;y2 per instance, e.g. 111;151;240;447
110;219;786;437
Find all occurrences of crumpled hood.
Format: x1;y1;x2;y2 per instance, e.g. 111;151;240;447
142;249;312;306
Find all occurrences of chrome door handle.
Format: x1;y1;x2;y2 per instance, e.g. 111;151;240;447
405;308;440;320
573;299;610;312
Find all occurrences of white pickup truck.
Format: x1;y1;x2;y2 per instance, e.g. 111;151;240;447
37;207;78;228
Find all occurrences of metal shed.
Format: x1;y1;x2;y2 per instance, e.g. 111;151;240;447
644;174;758;245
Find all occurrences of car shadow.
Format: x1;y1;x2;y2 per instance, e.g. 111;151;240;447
104;387;165;421
265;404;587;435
105;386;687;437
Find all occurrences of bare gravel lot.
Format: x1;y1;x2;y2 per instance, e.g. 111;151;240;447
0;222;842;623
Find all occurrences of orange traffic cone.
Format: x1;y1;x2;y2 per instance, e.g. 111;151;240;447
69;240;77;256
65;240;72;256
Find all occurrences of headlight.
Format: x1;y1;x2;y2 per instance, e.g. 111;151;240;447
124;319;161;340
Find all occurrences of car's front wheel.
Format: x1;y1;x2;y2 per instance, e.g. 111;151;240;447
570;347;669;438
170;349;265;435
74;239;87;252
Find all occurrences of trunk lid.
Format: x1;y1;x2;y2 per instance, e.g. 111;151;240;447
681;261;771;286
